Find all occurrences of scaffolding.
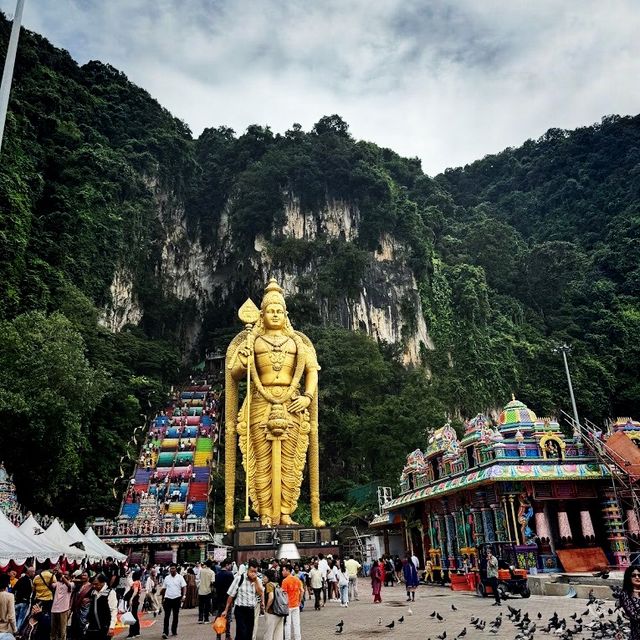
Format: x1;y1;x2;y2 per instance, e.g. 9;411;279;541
563;411;640;564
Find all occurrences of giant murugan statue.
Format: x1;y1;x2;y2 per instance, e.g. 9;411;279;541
224;279;324;531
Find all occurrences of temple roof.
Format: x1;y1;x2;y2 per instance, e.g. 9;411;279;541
425;423;460;459
461;413;494;447
498;396;537;436
610;417;640;434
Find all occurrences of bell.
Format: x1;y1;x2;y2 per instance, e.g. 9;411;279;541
276;542;301;561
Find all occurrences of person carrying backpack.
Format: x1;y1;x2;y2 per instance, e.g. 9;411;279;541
261;570;283;640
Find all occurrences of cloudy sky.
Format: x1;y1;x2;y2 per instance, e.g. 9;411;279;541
2;0;640;174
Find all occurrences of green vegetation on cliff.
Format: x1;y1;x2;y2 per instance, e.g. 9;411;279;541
1;13;639;519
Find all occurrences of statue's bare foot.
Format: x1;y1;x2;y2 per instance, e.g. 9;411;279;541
261;515;272;526
280;514;298;525
313;519;326;527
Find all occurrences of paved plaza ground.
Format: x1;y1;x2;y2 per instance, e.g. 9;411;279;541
143;582;619;640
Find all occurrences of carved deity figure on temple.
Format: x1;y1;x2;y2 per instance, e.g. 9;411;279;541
224;279;324;531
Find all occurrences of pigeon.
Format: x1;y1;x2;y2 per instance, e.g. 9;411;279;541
398;616;404;624
537;612;543;619
336;620;344;630
386;621;395;629
436;632;447;640
431;612;437;618
437;613;444;622
451;604;458;611
456;628;467;638
335;628;343;635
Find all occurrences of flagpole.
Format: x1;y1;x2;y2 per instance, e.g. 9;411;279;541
0;0;26;155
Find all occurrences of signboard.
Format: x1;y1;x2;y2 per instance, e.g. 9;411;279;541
213;547;228;562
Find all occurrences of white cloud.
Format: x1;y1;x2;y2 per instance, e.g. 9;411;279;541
2;0;639;173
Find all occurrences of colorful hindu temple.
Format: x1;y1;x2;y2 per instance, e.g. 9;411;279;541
371;397;640;578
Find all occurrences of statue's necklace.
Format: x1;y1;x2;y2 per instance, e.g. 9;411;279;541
260;335;289;372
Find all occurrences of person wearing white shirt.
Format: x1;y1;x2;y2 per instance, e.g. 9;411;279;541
317;554;329;607
411;554;419;571
161;565;186;639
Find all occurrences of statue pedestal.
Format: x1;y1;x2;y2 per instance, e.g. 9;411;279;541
231;521;338;563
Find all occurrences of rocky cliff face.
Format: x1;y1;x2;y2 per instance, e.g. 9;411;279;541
102;189;433;365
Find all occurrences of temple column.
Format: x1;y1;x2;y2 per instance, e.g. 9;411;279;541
557;501;573;545
579;502;596;545
508;496;520;545
481;507;496;543
436;514;447;568
455;509;468;548
601;491;630;567
199;543;206;562
626;509;640;536
471;508;484;545
534;502;552;552
171;543;179;563
491;503;507;542
444;514;457;568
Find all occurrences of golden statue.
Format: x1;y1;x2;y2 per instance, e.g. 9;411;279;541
224;279;324;531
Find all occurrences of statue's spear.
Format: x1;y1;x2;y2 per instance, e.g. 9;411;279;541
236;299;260;522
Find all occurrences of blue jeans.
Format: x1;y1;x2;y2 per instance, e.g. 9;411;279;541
339;584;349;605
15;602;30;630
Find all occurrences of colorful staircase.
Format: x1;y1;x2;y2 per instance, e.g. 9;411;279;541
118;384;221;527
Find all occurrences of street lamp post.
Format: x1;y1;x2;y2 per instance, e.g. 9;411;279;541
554;343;580;438
0;0;26;155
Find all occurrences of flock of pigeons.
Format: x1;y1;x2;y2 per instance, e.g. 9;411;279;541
334;589;630;639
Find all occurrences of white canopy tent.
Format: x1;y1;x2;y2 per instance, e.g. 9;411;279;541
44;519;87;562
66;523;110;562
0;509;64;563
85;527;127;562
18;515;60;563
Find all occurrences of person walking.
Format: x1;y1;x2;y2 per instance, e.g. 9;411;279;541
370;560;383;604
484;549;501;606
261;570;283;640
0;573;17;637
160;565;186;639
197;561;215;624
125;571;141;639
212;560;234;640
144;570;161;618
344;556;360;602
221;561;263;640
337;562;349;608
33;566;57;613
281;565;303;640
402;555;418;602
308;561;323;611
85;575;117;640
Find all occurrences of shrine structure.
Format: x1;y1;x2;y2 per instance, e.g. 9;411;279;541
372;397;640;579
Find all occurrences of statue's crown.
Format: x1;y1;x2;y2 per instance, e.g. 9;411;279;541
261;278;286;310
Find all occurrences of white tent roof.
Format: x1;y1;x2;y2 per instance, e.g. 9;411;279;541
0;510;63;563
18;515;60;563
66;523;109;561
85;527;127;562
44;519;87;562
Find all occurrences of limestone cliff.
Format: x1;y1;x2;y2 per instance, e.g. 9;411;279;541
102;189;432;365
